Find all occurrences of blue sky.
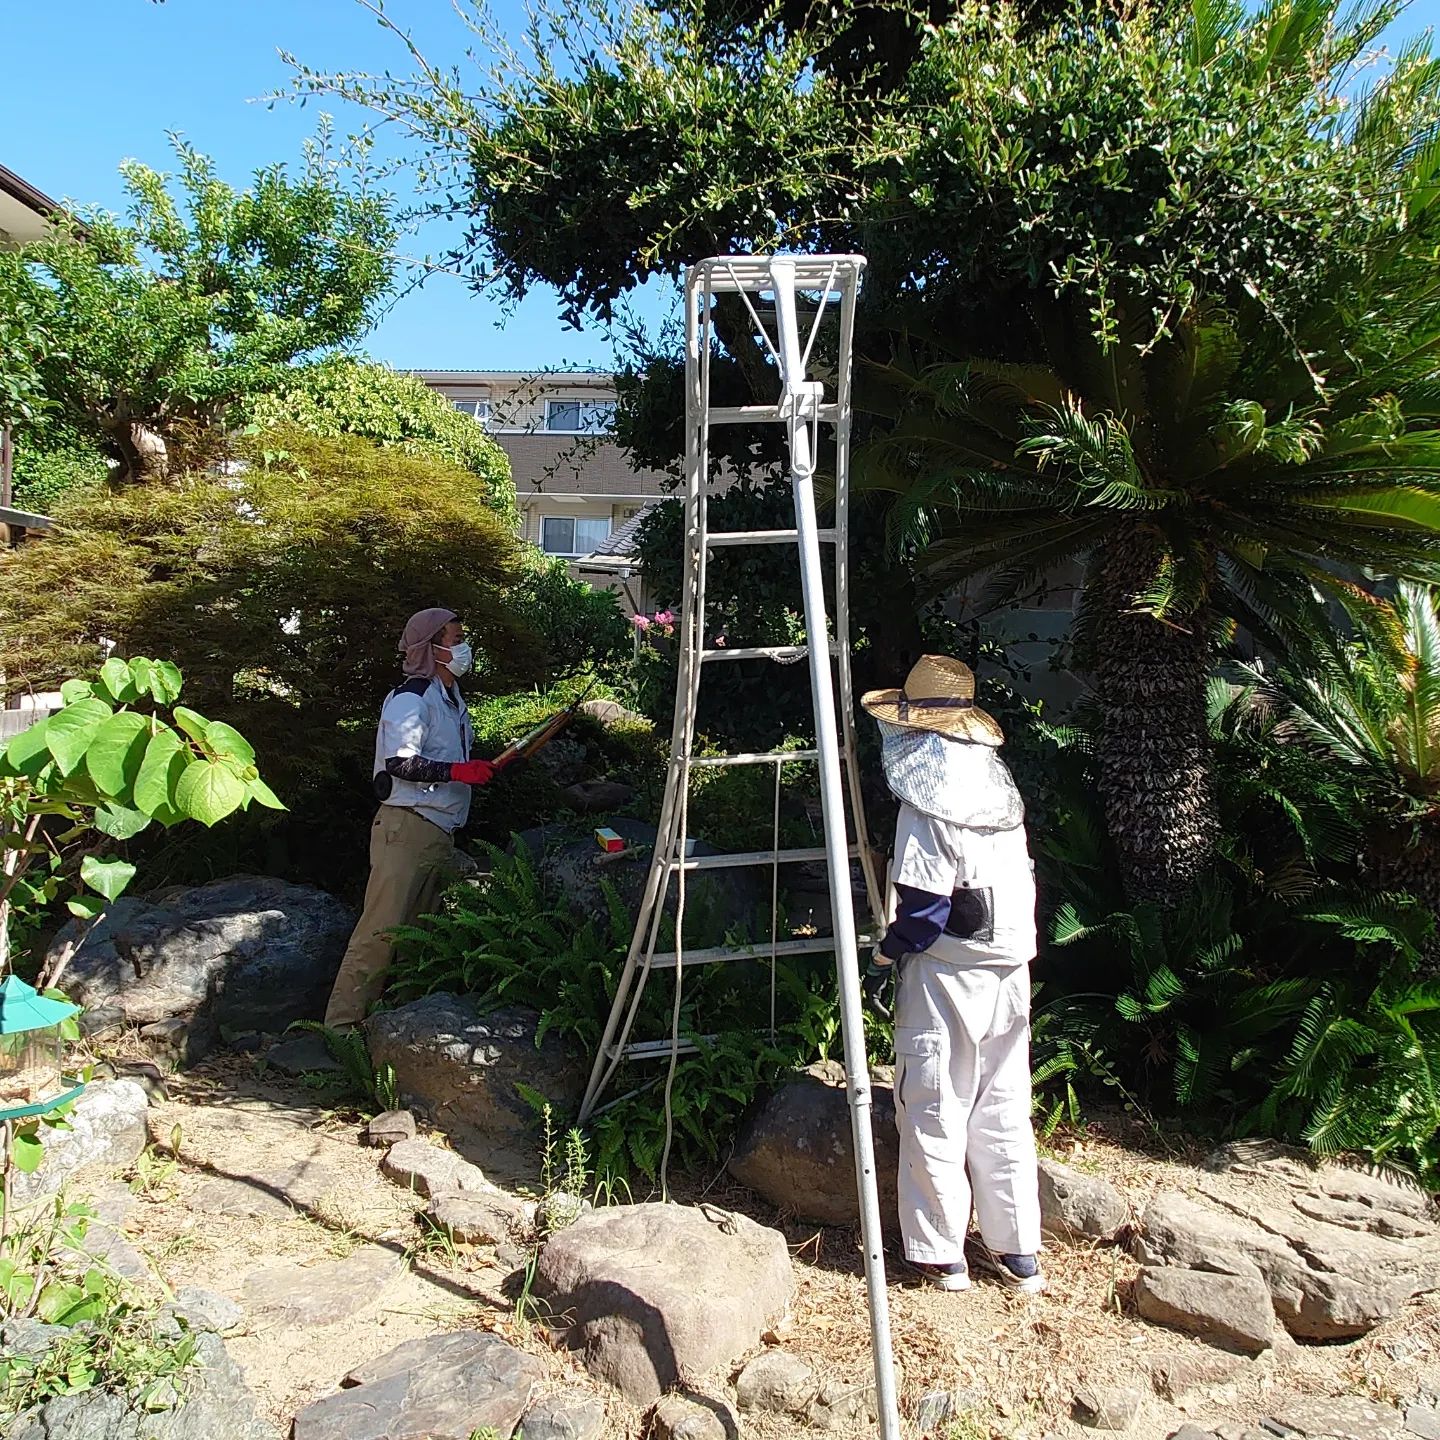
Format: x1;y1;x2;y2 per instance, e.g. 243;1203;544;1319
4;0;1438;374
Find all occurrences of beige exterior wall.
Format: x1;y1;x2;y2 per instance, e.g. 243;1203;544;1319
415;371;671;576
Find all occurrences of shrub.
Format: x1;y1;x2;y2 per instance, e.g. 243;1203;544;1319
389;843;846;1184
8;417;108;513
505;556;633;680
1029;685;1440;1184
245;357;517;522
0;429;543;895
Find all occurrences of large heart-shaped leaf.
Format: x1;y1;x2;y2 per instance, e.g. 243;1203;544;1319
95;804;151;840
44;699;114;776
84;712;151;797
148;660;184;704
12;1131;45;1174
174;758;246;826
171;706;211;745
203;721;256;766
98;657;140;705
2;719;52;780
80;854;136;902
133;728;189;817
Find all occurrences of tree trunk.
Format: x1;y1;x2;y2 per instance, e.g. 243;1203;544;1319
1080;528;1219;908
111;422;169;484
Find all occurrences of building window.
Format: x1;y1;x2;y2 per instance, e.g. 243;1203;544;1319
540;516;611;557
451;398;491;425
545;399;616;434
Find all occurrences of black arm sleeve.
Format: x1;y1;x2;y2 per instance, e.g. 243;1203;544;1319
384;755;453;784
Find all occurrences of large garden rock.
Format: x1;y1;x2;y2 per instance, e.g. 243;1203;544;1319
1135;1266;1275;1353
54;876;352;1041
727;1060;899;1228
9;1331;278;1440
293;1330;544;1440
366;994;583;1141
1039;1158;1128;1241
10;1079;149;1205
517;1392;609;1440
533;1201;794;1403
1133;1144;1440;1341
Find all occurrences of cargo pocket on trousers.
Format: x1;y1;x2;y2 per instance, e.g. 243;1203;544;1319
894;1027;945;1120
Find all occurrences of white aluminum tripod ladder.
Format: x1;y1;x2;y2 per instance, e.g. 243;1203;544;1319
577;254;901;1440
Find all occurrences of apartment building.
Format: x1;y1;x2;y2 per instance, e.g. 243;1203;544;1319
415;371;672;575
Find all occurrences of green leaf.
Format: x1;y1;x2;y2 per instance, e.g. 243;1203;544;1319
128;656;153;695
12;1131;44;1174
2;718;53;780
84;711;151;796
80;854;136;902
66;894;106;920
171;706;211;745
149;660;184;704
59;679;94;704
245;776;286;811
174;758;246;826
44;698;114;776
133;728;189;816
98;656;140;704
95;804;151;840
203;721;256;766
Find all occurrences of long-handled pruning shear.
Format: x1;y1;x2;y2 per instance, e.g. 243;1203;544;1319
489;676;601;774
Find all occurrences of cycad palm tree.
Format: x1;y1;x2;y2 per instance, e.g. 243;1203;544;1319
857;86;1440;906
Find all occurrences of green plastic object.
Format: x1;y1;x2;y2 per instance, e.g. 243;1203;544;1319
0;974;84;1121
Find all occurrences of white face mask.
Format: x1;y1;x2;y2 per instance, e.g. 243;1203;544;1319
437;640;473;678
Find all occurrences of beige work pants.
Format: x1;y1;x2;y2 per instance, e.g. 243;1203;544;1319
324;806;456;1028
894;958;1041;1270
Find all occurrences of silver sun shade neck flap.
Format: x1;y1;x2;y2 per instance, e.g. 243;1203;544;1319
877;720;1026;831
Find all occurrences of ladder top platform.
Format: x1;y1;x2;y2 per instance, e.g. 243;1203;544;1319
687;254;867;292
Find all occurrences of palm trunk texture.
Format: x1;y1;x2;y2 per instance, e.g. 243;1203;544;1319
1083;530;1219;908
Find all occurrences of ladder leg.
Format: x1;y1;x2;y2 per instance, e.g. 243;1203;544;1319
773;258;901;1440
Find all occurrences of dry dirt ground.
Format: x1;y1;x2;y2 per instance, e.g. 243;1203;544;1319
91;1053;1440;1440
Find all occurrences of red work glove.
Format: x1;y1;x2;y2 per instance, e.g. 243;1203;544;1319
450;759;496;786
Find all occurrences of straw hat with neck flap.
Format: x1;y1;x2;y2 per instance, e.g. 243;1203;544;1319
862;656;1021;831
861;655;1004;747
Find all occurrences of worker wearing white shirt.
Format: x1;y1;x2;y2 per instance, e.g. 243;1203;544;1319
861;655;1045;1295
324;608;495;1030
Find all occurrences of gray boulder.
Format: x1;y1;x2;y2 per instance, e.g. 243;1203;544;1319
651;1395;735;1440
366;994;583;1140
1039;1158;1128;1241
293;1330;544;1440
533;1202;794;1403
8;1331;278;1440
10;1080;149;1205
727;1060;899;1228
517;1392;609;1440
736;1349;818;1415
54;876;353;1042
1134;1168;1440;1341
1135;1266;1275;1353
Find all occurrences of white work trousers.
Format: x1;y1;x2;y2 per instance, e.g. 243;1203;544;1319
894;956;1041;1266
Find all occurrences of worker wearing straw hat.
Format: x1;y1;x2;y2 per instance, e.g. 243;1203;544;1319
862;655;1045;1295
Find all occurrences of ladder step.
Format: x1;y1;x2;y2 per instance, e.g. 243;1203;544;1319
615;1036;713;1061
689;749;821;767
701;642;841;663
646;933;875;970
708;404;839;426
707;528;837;547
664;844;860;872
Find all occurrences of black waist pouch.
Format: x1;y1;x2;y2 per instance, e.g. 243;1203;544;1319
945;886;995;944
